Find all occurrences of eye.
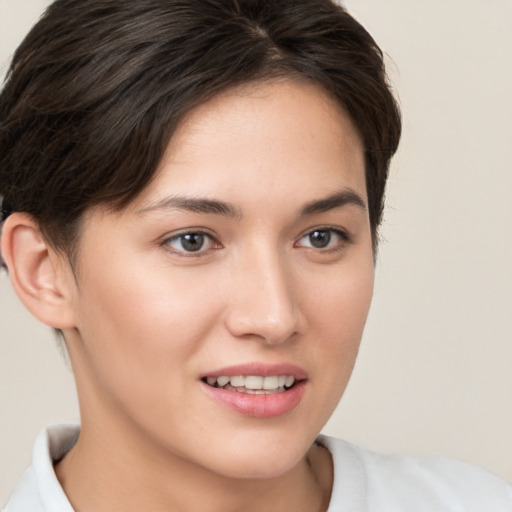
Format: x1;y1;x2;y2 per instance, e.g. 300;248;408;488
296;228;351;250
164;231;217;254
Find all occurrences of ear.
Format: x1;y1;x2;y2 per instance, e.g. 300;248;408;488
1;213;77;329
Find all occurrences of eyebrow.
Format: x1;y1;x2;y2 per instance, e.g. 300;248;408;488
138;196;242;218
138;188;366;219
300;189;367;216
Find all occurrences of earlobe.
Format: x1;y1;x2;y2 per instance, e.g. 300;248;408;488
1;213;77;329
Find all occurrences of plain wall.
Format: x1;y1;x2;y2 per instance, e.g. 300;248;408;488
1;0;511;503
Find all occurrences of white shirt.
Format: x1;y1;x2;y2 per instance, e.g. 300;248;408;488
3;424;512;511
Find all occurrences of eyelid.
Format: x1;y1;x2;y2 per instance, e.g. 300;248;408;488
294;226;353;250
161;228;221;256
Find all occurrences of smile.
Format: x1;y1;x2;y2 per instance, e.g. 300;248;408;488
200;365;307;418
203;375;297;394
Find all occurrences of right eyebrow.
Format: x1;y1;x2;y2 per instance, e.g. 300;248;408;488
137;195;243;219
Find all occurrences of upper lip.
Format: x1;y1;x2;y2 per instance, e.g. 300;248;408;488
201;363;307;380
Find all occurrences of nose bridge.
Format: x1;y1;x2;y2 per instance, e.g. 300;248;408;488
226;242;299;344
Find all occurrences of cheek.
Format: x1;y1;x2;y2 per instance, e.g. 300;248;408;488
70;261;229;428
287;259;373;433
73;256;226;378
307;254;374;332
306;258;374;377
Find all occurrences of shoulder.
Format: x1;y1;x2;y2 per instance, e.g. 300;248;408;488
319;435;512;512
2;425;78;512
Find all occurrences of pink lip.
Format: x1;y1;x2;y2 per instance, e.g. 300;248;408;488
201;380;306;418
200;363;308;418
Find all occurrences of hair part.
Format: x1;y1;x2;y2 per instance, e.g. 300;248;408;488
0;0;401;265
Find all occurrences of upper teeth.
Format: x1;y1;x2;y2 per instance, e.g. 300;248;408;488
206;375;296;390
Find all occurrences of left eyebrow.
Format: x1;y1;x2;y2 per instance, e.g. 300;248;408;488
300;189;367;216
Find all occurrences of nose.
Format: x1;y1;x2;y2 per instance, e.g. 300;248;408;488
224;249;300;345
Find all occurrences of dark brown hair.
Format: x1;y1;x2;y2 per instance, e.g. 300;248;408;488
0;0;401;261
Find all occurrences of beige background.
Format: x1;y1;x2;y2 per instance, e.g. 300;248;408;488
1;0;511;503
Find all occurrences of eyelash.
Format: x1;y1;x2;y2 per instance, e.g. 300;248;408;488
162;230;220;256
161;226;353;257
294;227;353;252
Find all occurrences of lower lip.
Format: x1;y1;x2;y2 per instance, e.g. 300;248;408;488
200;380;307;418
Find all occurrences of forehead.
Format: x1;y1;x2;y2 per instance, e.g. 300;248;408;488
129;79;366;213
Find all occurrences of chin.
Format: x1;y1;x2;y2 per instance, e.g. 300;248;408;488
196;430;316;481
213;454;304;481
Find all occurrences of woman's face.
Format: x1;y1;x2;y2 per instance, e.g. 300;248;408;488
63;80;374;479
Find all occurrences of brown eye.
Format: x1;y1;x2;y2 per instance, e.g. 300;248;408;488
308;230;331;248
296;228;351;251
166;232;214;253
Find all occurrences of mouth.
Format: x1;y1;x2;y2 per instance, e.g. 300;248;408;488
200;364;307;418
201;374;299;394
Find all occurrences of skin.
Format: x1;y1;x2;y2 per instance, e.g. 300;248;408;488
4;79;375;512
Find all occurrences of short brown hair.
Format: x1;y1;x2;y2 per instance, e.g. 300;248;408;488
0;0;401;261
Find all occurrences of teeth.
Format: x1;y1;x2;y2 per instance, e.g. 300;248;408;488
216;376;230;387
245;376;263;389
205;375;297;391
285;376;295;388
230;375;245;387
263;376;279;390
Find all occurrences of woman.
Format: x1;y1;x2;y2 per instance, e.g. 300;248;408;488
1;1;511;510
